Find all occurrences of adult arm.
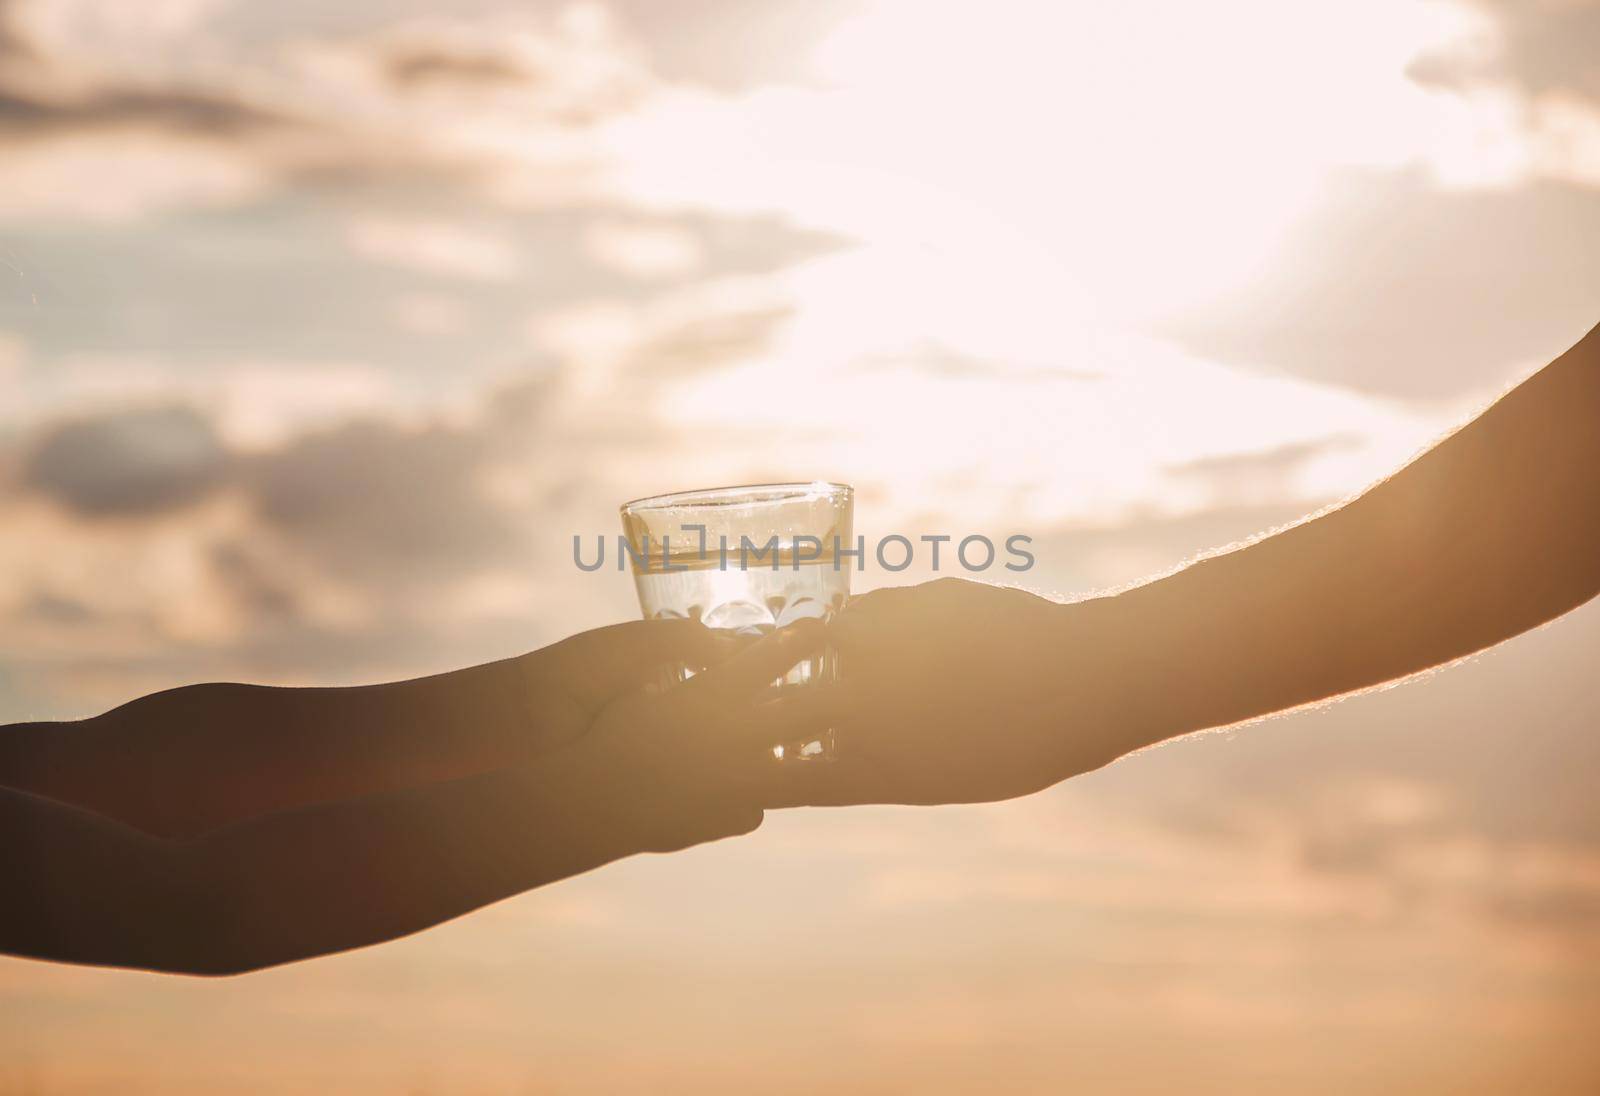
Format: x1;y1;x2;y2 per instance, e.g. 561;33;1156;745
1102;317;1600;747
774;319;1600;806
0;620;731;837
1;623;825;974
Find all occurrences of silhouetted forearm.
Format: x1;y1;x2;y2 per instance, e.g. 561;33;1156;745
1082;320;1600;753
0;749;669;976
2;623;808;974
0;658;553;838
0;621;705;838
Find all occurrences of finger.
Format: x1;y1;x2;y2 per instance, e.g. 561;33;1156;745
684;628;763;672
837;586;912;617
685;618;826;701
555;618;727;698
736;683;847;750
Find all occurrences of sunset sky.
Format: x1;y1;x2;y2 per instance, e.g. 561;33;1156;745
3;0;1600;1090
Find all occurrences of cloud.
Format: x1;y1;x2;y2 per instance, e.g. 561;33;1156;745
1396;1;1600;190
0;84;292;141
622;304;795;378
0;48;287;222
527;274;802;384
1410;0;1600;107
204;539;299;622
0;5;662;224
1163;435;1365;509
10;390;538;579
4;4;1599;1084
1074;587;1600;857
241;416;522;582
0;4;310;223
18;403;227;515
380;42;531;90
1162;170;1600;401
600;0;858;91
0;379;575;707
1164;768;1600;935
2;0;229;64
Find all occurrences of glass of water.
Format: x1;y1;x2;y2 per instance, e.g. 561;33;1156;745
619;481;853;760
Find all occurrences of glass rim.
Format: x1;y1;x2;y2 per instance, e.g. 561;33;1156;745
619;480;853;515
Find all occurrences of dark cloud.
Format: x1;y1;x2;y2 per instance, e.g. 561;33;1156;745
203;0;858;93
0;85;297;141
1408;0;1600;105
0;379;591;708
1162;171;1600;401
15;590;94;625
241;417;523;581
1484;885;1600;932
8;385;545;590
382;44;532;89
20;405;228;516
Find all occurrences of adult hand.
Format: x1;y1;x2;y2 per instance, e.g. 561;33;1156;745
0;620;832;974
540;616;834;851
766;578;1126;808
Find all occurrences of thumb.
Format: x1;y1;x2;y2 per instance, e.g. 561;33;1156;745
552;618;734;705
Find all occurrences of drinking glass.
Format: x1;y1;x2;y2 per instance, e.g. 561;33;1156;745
619;481;853;760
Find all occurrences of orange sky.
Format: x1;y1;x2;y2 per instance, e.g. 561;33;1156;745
2;0;1599;1091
